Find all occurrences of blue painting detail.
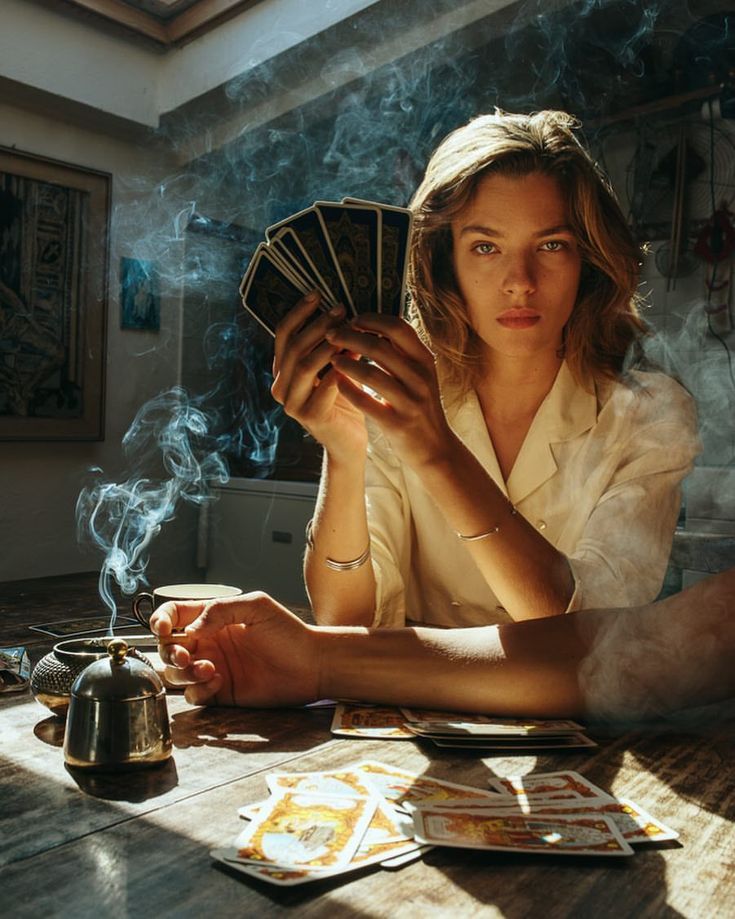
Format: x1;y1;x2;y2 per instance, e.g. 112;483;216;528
120;257;160;331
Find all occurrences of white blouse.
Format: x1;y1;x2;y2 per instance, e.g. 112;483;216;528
365;362;700;628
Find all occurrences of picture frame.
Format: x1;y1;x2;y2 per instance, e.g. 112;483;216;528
0;147;110;441
120;257;160;331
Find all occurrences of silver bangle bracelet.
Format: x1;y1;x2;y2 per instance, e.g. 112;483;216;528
305;519;371;571
457;524;500;541
456;505;518;542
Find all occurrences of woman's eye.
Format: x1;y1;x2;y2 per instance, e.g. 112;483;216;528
473;242;496;254
541;240;566;252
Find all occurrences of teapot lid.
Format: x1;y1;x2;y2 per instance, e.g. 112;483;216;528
70;639;164;702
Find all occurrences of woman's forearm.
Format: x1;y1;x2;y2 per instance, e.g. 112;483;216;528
414;438;574;620
317;618;586;716
316;569;735;720
305;451;377;626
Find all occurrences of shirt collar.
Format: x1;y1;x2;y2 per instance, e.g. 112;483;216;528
445;362;598;503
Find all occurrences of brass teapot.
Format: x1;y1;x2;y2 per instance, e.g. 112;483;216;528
63;639;172;770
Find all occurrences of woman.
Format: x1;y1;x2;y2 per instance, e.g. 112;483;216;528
270;110;699;628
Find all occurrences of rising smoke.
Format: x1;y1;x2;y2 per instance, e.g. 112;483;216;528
76;388;228;625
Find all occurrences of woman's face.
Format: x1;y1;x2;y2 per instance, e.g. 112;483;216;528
450;171;582;364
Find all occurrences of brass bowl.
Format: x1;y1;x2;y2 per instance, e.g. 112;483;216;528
30;637;153;717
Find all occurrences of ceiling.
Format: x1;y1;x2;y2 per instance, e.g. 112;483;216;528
49;0;265;45
115;0;208;17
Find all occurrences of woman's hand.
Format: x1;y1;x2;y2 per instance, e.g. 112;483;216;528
325;314;458;470
150;592;322;708
271;291;368;461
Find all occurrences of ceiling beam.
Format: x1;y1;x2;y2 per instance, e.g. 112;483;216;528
49;0;263;46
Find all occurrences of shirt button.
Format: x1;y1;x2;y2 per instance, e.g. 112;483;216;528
537;520;547;530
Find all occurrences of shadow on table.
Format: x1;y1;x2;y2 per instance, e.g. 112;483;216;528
611;699;735;821
169;704;333;754
65;758;180;801
32;714;181;801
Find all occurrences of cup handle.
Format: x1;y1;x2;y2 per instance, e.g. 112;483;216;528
132;592;155;630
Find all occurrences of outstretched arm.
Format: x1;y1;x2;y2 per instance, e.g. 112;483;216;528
152;568;735;720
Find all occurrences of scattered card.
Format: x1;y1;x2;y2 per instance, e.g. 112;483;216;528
330;703;417;739
225;791;376;871
354;760;503;810
488;771;613;802
399;707;498;723
412;807;634;856
447;796;678;845
403;718;586;738
266;767;378;798
428;733;598;752
214;759;675;888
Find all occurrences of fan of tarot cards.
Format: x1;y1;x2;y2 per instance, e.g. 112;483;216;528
239;198;413;336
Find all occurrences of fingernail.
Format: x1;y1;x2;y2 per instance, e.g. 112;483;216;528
305;290;319;302
329;304;345;317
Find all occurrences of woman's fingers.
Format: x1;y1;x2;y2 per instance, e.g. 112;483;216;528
272;295;346;383
184;591;294;636
326;321;433;387
340;314;432;363
157;639;196;668
151;600;206;637
272;340;340;410
331;352;421;408
162;657;216;686
273;290;322;368
184;673;224;707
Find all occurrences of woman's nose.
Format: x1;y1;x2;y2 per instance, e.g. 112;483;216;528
502;254;536;295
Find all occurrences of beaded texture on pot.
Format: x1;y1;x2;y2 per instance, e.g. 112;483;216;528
31;642;153;715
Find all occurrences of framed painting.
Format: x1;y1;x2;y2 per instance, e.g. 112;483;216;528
120;257;160;331
0;147;110;441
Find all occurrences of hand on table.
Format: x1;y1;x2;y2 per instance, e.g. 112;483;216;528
150;592;322;707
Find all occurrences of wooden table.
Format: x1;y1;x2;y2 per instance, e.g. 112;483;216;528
2;573;734;918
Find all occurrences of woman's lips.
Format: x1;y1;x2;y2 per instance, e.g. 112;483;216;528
496;309;541;329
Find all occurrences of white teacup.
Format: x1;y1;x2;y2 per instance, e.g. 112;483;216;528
131;583;242;629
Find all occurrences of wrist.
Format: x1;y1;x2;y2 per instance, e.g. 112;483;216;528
411;429;466;479
323;445;367;473
313;625;369;701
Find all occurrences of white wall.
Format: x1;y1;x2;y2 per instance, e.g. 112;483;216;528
0;0;382;127
0;99;192;582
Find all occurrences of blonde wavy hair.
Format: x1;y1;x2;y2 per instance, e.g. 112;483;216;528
407;109;648;392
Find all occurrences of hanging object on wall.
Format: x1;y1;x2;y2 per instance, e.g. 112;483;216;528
693;206;735;263
696;207;735;336
703;260;733;336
